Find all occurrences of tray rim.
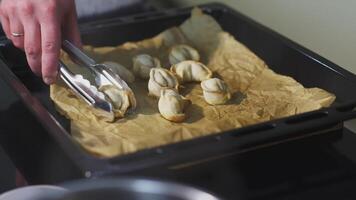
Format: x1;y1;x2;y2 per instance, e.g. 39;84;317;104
1;2;356;178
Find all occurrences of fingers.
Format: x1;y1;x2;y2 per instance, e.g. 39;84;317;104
0;1;18;42
17;2;42;76
0;15;11;39
23;20;42;76
8;11;24;49
40;14;61;84
0;0;81;85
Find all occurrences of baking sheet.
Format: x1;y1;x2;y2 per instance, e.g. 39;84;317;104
50;8;335;157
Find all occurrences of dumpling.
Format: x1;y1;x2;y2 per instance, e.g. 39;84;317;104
201;78;231;105
103;61;135;83
171;60;212;83
169;44;200;65
158;89;191;122
132;54;161;79
148;68;179;97
99;85;135;119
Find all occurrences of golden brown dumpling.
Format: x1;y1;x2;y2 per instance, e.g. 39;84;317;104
132;54;161;79
103;61;135;83
158;89;191;122
169;44;200;65
99;85;135;120
148;68;179;97
171;60;212;83
201;78;231;105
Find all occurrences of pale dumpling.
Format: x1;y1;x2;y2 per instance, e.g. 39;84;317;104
148;68;179;97
99;85;135;119
201;78;231;105
169;44;200;65
158;89;191;123
171;60;212;83
103;61;135;83
132;54;161;79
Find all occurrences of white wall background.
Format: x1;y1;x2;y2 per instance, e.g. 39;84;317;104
172;0;356;73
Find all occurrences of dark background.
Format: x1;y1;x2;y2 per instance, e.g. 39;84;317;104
0;147;15;193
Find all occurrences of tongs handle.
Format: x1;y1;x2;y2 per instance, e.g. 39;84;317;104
62;40;96;67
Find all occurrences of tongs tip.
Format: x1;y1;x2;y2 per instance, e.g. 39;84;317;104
61;40;137;120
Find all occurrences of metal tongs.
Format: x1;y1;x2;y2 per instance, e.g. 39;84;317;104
59;40;136;120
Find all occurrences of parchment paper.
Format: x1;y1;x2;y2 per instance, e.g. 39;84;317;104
50;8;336;157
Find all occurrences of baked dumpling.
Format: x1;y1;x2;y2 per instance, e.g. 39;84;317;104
169;44;200;65
171;60;212;83
201;78;231;105
132;54;161;79
158;89;191;122
99;85;135;120
103;61;135;83
148;68;179;97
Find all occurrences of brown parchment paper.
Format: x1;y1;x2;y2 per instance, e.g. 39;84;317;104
50;8;336;157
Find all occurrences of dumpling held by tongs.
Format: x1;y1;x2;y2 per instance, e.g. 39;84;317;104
99;85;136;120
60;40;136;122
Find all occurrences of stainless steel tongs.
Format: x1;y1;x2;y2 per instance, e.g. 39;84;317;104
59;40;136;120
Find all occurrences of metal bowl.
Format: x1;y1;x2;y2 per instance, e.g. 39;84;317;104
0;185;67;200
59;177;221;200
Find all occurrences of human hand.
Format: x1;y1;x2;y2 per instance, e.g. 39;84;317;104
0;0;82;84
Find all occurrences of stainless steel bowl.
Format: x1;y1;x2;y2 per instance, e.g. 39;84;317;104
0;185;67;200
59;177;222;200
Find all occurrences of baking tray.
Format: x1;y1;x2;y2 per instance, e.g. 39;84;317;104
1;3;356;184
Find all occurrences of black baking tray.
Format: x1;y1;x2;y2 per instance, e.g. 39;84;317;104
1;3;356;184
